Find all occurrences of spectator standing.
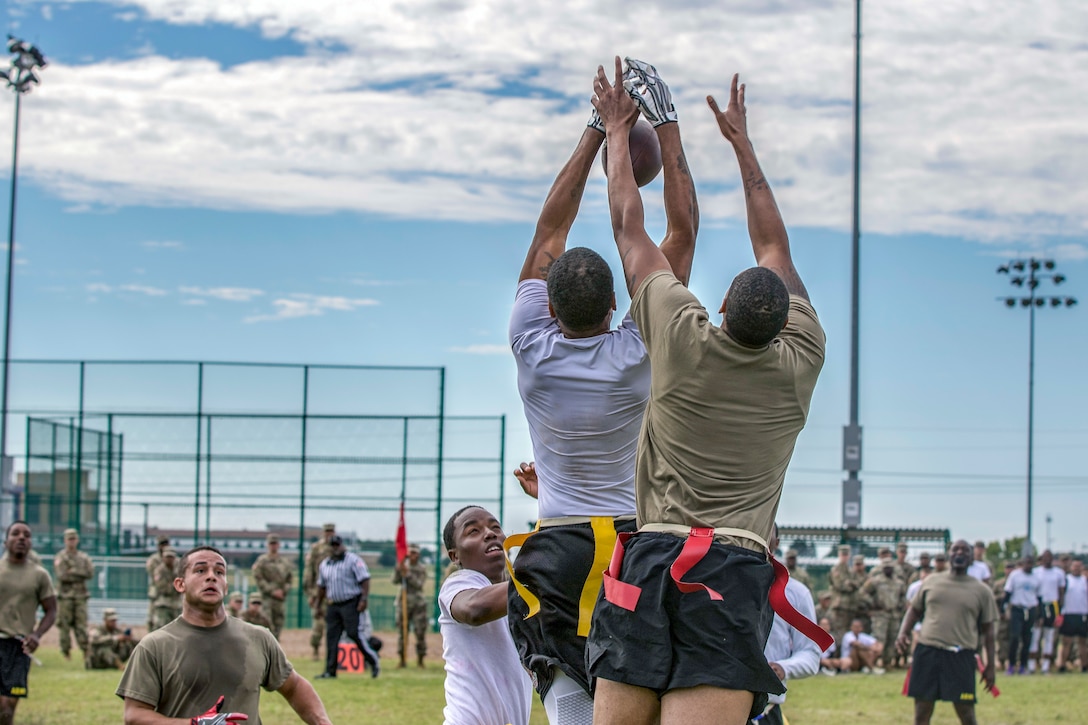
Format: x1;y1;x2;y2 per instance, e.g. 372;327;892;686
53;528;94;663
304;523;336;661
393;543;429;668
314;535;380;679
241;593;273;630
150;549;182;631
144;534;170;631
1029;549;1067;673
894;542;916;584
966;540;992;583
829;545;862;643
862;555;907;670
1003;555;1041;675
253;533;293;639
784;549;813;594
1056;560;1087;673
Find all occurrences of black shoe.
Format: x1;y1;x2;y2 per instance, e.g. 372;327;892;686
371;661;381;679
315;672;336;679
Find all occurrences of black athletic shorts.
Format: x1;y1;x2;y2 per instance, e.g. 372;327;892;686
0;638;31;698
585;532;783;720
907;643;977;704
508;517;637;697
1059;614;1088;638
1040;601;1060;628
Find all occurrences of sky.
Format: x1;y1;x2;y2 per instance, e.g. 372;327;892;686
0;0;1085;554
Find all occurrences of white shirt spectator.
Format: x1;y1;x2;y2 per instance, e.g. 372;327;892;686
967;560;992;582
1036;565;1066;603
840;630;877;661
1062;574;1088;616
763;574;820;706
1004;569;1042;609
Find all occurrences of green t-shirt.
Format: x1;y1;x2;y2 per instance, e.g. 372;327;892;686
0;558;55;637
116;615;293;724
912;571;998;651
631;271;826;549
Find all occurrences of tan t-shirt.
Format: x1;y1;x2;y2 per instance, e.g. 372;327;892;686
116;615;293;724
912;571;998;651
0;558;56;637
631;271;825;549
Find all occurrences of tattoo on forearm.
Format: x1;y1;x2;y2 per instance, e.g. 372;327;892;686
537;252;556;279
676;153;690;179
743;173;768;198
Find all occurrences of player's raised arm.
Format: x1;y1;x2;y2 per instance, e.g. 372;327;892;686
624;57;699;287
708;74;809;301
593;56;670;297
517;108;606;283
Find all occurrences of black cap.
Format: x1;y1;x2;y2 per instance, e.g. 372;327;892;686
328;535;343;546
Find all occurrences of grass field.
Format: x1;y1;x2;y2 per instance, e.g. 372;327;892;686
12;638;1087;724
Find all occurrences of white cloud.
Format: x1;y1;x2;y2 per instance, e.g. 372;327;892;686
179;285;264;302
244;293;379;323
119;283;168;296
86;282;112;293
141;240;184;250
180;298;206;306
449;344;510;355
40;5;52;21
11;1;1088;243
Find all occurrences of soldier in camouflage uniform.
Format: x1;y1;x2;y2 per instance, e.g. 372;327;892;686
907;552;932;586
992;560;1014;671
304;523;336;660
829;545;863;645
815;590;833;624
53;528;94;662
87;608;137;670
784;548;813;593
393;543;428;668
241;593;273;630
252;533;293;639
149;549;182;631
862;556;907;668
894;542;915;583
144;534;170;630
227;591;244;617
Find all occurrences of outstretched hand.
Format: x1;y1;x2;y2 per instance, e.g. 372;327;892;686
591;57;639;135
191;696;248;725
514;461;538;499
707;73;747;145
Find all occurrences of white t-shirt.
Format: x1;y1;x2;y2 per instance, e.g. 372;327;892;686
840;631;877;661
763;574;820;705
967;560;992;582
510;279;649;518
906;579;924;631
1004;569;1041;609
439;569;531;725
1062;575;1088;616
1036;566;1066;603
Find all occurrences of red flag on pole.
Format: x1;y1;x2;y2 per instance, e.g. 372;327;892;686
395;501;408;564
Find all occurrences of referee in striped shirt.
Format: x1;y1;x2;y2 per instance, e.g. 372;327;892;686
314;535;381;679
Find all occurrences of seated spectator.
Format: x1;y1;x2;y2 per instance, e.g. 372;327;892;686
818;617;839;675
841;618;884;674
87;608;138;670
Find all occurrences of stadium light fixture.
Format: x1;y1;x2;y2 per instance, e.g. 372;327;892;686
0;35;46;506
994;257;1078;558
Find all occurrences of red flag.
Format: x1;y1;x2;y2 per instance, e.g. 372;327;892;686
395;501;408;564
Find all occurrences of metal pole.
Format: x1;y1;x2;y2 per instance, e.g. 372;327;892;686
75;361;84;530
295;366;309;628
498;414;506;524
433;368;446;630
0;91;20;467
194;362;203;545
1025;270;1036;558
841;0;864;527
204;415;212;540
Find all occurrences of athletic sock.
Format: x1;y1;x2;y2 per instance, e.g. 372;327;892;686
542;669;594;725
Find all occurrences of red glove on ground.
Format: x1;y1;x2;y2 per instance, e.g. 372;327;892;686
191;696;248;725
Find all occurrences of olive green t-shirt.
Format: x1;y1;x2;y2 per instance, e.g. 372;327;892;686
0;558;55;637
631;271;825;549
116;615;293;724
912;571;998;651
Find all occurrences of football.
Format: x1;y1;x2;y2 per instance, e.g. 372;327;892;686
602;119;662;187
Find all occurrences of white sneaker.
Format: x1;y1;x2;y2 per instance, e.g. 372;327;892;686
622;57;677;126
860;666;872;674
820;667;838;677
1027;660;1037;674
1041;660;1051;674
871;666;886;675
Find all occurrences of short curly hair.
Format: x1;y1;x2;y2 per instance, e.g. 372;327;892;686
724;267;789;346
546;247;614;332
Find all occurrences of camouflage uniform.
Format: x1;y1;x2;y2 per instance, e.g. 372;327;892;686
992;572;1009;669
53;539;94;659
150;555;182;631
241;600;273;631
829;550;864;643
87;614;137;670
393;555;429;665
894;558;916;584
304;529;334;655
253;545;293;640
144;538;168;630
786;563;813;593
862;566;907;668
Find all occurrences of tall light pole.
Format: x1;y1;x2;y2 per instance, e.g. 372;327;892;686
996;257;1077;557
842;0;864;528
0;36;46;510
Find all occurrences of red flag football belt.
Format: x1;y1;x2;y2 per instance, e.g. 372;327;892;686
602;527;834;652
